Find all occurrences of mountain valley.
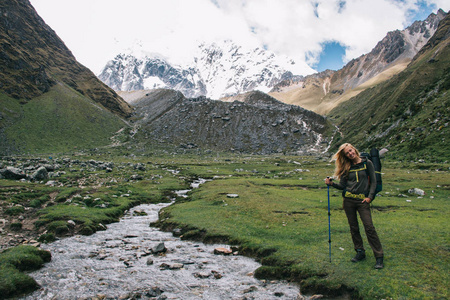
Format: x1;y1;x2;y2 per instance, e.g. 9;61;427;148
1;2;450;299
0;0;449;160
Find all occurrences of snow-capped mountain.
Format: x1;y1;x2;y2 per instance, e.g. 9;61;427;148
98;40;302;99
269;9;447;114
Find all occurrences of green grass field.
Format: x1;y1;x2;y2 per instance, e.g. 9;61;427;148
157;155;450;299
1;152;449;299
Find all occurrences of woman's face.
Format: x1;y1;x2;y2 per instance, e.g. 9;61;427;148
344;146;357;161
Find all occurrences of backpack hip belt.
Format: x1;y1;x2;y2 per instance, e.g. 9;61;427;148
343;190;367;200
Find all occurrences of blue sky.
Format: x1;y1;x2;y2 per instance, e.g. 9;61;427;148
29;0;449;75
312;1;443;72
315;41;348;72
407;0;440;21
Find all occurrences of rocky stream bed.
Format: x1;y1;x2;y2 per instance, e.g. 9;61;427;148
20;201;304;300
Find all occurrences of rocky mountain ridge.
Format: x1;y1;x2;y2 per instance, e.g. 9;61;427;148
1;0;447;159
98;40;303;99
98;9;446;116
269;9;447;114
327;12;450;160
130;89;333;155
0;0;131;118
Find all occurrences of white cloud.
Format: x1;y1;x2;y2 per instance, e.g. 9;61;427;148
29;0;449;75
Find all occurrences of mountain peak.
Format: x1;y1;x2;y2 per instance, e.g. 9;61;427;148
98;40;302;99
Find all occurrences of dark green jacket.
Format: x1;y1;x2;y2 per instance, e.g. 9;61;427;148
331;157;377;200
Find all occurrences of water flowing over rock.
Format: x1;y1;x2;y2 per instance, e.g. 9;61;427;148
22;204;300;300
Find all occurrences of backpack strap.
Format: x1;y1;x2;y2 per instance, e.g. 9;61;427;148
350;162;367;183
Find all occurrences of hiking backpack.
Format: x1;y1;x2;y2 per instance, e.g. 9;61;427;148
360;148;383;197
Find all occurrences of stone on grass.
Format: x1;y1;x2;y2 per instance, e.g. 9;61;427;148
227;194;239;198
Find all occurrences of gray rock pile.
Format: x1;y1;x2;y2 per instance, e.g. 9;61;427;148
0;157;119;182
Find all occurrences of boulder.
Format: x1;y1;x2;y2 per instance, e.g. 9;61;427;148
211;270;223;279
0;167;26;180
31;166;49;181
130;174;143;180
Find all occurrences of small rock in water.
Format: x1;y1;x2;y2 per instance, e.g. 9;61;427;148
152;242;167;254
144;287;163;297
243;286;258;294
172;228;183;237
211;270;223;279
193;271;211;279
214;247;233;255
159;262;184;270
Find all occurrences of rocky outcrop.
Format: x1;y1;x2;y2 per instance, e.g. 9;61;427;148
131;89;333;154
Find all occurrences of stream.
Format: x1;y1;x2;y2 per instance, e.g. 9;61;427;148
22;179;302;300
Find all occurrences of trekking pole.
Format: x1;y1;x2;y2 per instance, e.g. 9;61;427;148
327;177;332;263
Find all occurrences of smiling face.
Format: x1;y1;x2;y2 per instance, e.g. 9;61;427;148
344;145;358;161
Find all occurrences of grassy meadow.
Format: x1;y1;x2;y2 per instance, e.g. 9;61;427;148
156;154;449;299
0;85;129;155
0;150;449;299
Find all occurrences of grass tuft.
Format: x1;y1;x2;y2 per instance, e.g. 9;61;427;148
0;245;51;298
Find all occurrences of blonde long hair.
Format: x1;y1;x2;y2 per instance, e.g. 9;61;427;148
333;143;360;179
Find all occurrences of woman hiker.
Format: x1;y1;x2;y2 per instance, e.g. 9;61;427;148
325;143;384;269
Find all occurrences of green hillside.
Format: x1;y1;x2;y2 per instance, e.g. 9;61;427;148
328;15;450;161
0;84;129;155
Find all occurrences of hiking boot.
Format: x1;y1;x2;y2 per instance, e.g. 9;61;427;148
351;249;366;262
374;257;384;269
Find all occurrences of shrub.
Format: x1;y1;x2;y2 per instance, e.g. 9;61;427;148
29;195;50;208
5;206;25;216
47;220;69;235
10;222;22;231
37;233;55;243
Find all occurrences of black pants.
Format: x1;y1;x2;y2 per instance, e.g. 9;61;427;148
343;197;384;258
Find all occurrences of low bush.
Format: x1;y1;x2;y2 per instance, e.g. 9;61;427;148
5;206;25;216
